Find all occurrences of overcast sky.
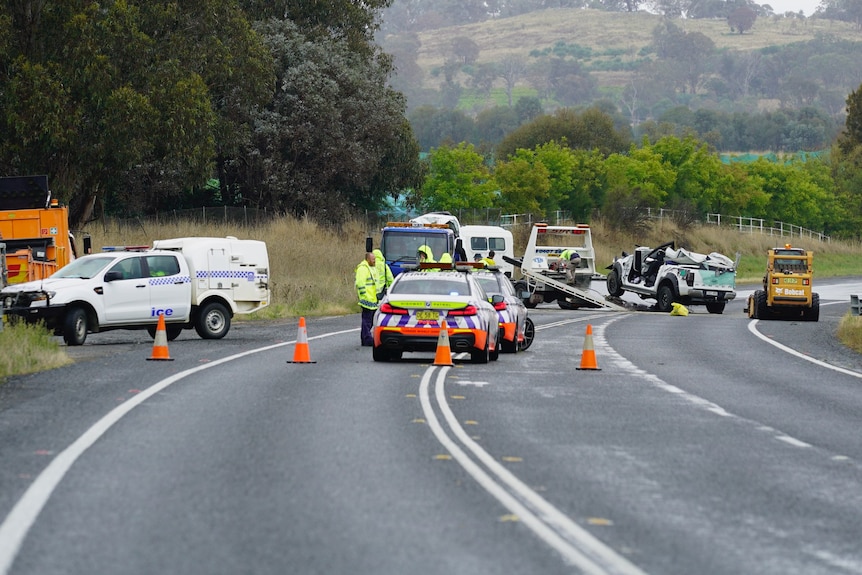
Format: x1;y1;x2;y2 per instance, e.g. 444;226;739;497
763;0;821;15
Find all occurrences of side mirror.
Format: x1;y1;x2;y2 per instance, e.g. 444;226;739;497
520;291;531;299
104;270;124;282
365;236;373;253
491;294;505;304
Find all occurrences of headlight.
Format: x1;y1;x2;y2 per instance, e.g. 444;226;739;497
31;291;54;302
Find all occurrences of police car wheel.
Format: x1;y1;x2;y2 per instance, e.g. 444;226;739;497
63;307;88;346
195;302;231;339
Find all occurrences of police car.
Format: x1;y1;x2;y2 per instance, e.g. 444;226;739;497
372;269;500;363
472;267;534;353
1;237;270;345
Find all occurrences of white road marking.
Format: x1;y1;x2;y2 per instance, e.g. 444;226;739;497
746;312;862;380
420;367;647;575
0;328;356;575
595;316;849;455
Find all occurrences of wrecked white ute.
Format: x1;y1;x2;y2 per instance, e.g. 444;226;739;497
606;241;737;314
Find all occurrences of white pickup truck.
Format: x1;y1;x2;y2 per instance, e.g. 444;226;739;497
0;236;270;345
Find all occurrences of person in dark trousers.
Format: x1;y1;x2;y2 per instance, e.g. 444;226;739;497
355;251;378;346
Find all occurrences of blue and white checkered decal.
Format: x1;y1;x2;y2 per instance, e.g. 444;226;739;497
149;276;191;286
195;270;264;282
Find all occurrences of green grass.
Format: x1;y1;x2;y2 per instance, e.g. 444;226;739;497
0;321;72;381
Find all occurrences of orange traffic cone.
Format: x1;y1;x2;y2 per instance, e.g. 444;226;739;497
576;324;600;371
433;320;454;366
287;317;316;364
147;313;174;361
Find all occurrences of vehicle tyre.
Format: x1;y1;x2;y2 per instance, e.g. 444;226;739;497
520;316;535;351
471;335;490;364
515;280;538;309
557;299;579;310
490;337;500;361
656;284;675;313
63;307;88;346
195;302;231;339
807;293;820;322
372;345;390;362
705;301;726;314
607;267;624;297
753;290;767;319
501;328;518;353
147;325;184;341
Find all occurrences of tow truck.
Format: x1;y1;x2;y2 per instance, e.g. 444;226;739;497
379;220;456;276
507;223;625;311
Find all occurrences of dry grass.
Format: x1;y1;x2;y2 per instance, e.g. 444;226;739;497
411;8;860;91
838;313;862;354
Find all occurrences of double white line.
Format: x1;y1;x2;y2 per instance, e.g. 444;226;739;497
419;365;647;575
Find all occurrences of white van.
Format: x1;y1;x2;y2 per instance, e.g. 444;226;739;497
459;225;515;277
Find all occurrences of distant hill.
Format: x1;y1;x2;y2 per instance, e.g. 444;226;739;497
408;8;860;94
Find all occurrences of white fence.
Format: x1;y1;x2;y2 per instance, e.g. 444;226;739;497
499;210;830;243
704;213;830;242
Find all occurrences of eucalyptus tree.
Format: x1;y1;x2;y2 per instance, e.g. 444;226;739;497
0;1;272;226
231;19;422;221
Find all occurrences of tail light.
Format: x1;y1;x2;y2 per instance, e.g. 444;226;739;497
379;302;407;315
448;305;478;316
493;301;507;311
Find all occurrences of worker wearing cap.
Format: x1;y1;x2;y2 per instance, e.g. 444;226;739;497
355;252;378;346
372;248;393;299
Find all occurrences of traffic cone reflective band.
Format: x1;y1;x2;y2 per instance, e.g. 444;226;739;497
433;320;454;366
287;317;316;364
147;313;174;361
576;324;600;371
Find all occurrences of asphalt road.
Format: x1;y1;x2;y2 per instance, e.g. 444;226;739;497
1;280;862;575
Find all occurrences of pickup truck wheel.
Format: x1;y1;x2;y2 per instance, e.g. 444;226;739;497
606;268;624;297
63;307;88;346
147;325;184;341
705;301;726;314
656;284;675;313
195;302;231;339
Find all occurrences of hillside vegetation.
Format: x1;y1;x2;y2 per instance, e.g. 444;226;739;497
412;8;861;91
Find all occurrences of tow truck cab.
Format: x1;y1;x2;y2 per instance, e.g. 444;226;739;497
380;222;455;276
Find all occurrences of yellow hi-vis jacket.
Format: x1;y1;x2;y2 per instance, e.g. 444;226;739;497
355;259;378;310
372;249;394;295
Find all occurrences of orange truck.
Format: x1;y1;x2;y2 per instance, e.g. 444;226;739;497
0;175;80;286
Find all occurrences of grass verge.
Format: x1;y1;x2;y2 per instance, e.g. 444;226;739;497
0;322;73;382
